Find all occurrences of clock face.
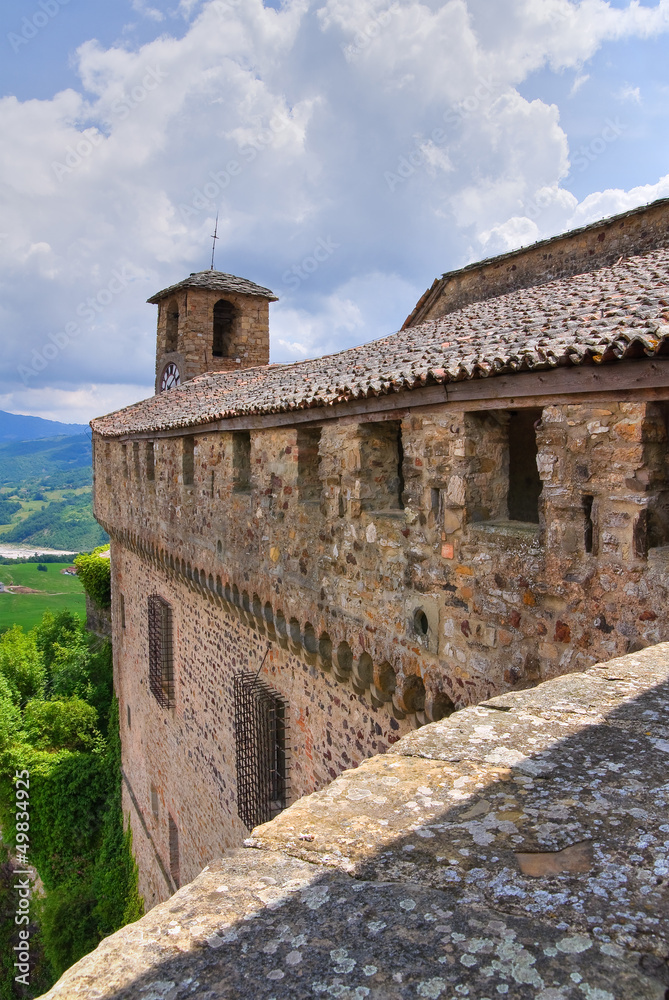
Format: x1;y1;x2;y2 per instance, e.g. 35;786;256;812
160;362;181;392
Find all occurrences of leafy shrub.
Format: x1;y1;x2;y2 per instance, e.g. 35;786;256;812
37;878;99;979
91;700;143;933
33;611;113;726
37;563;48;572
74;547;111;608
0;625;46;704
0;674;20;752
23;697;100;752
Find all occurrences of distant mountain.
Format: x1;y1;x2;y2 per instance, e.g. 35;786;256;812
0;432;107;550
0;410;88;442
0;434;92;489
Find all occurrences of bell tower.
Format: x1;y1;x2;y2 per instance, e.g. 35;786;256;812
149;271;278;393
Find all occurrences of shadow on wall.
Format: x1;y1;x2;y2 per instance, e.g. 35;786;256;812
39;666;669;999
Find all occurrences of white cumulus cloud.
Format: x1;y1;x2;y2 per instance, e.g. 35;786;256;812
0;0;668;421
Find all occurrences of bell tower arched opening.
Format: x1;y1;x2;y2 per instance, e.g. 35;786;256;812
165;299;179;353
213;299;236;358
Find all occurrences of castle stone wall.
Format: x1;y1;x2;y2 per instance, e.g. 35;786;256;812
96;397;669;717
406;198;669;325
96;391;669;902
112;542;410;908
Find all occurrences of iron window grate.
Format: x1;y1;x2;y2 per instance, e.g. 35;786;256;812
234;671;289;831
148;595;174;708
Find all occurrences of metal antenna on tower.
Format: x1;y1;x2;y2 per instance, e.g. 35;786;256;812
210;212;219;270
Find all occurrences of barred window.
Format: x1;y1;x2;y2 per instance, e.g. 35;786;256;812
234;672;289;831
148;595;174;707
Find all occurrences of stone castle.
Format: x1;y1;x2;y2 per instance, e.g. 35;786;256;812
90;197;669;913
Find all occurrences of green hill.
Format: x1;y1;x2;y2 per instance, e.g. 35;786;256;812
0;434;107;551
0;434;93;490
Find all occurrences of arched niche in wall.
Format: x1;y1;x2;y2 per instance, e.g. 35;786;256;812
212;299;236;358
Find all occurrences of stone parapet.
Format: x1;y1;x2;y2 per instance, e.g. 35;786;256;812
93;399;669;714
38;642;669;1000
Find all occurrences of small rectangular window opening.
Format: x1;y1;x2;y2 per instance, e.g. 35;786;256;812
507;409;542;523
127;704;131;729
168;814;180;888
232;431;252;492
297;426;322;502
121;444;129;480
146;441;155;482
583;495;594;554
133;441;141;480
234;672;289;830
151;784;159;820
182;436;194;486
120;592;126;629
105;443;112;486
634;509;649;559
148;595;174;708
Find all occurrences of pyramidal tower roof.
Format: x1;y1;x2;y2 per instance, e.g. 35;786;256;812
147;270;278;304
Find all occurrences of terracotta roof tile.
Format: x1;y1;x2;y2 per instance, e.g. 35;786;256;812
94;247;669;437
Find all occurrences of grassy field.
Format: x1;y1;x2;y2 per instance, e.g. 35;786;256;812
0;562;85;631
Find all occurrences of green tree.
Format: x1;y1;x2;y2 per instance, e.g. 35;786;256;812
33;609;83;678
0;626;45;704
0;613;142;988
0;674;20;752
49;633;93;702
22;698;100;752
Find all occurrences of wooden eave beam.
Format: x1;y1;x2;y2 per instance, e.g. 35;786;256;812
109;358;669;442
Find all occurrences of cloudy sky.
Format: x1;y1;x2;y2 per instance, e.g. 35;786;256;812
1;0;669;424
